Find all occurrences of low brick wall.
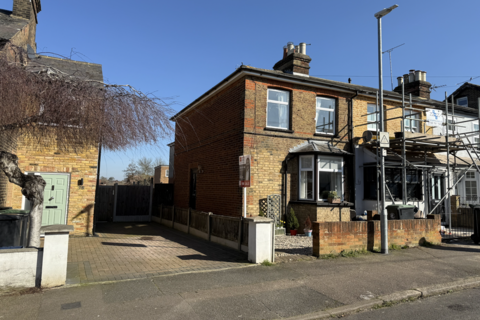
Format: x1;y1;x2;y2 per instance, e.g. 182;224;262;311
313;215;442;256
290;203;351;234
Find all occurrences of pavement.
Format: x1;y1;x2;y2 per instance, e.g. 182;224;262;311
2;226;480;319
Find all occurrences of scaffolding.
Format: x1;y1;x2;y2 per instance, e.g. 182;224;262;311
356;81;480;240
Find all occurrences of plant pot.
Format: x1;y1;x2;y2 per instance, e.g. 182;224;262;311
275;227;286;236
290;229;297;236
304;229;312;237
328;198;341;204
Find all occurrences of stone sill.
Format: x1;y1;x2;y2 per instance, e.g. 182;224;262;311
289;200;354;207
264;127;294;134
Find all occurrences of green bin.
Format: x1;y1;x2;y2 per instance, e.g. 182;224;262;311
386;205;415;220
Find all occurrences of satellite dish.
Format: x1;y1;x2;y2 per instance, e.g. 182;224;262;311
363;131;374;143
27;45;37;60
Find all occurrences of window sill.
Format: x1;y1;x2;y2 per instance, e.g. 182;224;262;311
264;127;294;134
289;200;354;207
313;133;337;138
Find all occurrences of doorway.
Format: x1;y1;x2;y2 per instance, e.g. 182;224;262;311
189;169;197;209
23;173;70;226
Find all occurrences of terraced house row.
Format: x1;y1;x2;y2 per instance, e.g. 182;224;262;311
169;42;480;232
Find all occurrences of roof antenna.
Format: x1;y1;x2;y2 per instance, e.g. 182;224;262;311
382;43;405;90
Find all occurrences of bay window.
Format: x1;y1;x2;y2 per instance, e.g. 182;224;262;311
267;89;289;129
315;97;335;135
299;156;314;200
298;155;344;201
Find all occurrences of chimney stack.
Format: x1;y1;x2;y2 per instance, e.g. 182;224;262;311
273;42;312;76
12;0;41;21
394;69;431;99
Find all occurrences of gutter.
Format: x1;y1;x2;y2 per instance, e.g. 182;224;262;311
349;91;359;207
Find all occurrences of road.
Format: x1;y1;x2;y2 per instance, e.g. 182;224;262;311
345;287;480;320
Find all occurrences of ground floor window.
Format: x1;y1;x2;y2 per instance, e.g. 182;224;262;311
465;172;478;202
299;155;344;201
363;167;422;200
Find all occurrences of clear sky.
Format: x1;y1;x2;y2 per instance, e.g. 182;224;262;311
1;0;479;179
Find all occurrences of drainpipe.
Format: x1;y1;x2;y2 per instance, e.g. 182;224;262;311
349;91;359;206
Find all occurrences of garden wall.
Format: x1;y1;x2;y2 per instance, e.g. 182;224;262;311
313;215;442;256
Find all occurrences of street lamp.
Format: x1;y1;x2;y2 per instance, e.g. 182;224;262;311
375;4;398;254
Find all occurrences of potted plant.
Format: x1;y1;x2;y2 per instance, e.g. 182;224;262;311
328;191;341;204
321;190;330;200
304;216;312;237
287;207;299;236
275;218;286;236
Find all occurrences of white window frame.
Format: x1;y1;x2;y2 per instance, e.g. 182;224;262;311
367;104;379;131
317;156;344;202
464;171;478;202
457;96;468;107
404;110;420;133
315;97;335;135
266;89;290;130
165;169;169;177
299;155;314;200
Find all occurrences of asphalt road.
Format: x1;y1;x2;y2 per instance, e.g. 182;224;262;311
345;287;480;320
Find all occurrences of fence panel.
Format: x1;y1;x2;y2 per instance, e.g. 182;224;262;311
242;220;249;247
175;207;188;225
190;210;209;233
210;215;240;242
162;205;173;221
94;186;115;222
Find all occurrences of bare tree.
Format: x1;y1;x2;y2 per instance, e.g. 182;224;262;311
137;157;154;176
154;157;167;167
0;42;174;247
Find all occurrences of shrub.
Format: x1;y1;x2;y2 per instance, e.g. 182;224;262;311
287;208;299;230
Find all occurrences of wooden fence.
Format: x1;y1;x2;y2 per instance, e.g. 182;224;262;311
94;184;152;222
152;205;248;252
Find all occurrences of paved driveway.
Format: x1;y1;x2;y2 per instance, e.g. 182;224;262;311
67;222;250;285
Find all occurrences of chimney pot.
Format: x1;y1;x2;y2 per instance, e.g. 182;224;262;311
403;74;409;84
299;42;307;55
397;77;403;86
415;70;421;81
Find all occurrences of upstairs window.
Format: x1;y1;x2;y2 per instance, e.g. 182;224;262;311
165;169;169;177
267;89;289;129
404;110;420;133
315;97;335;135
367;104;379;131
457;97;468;107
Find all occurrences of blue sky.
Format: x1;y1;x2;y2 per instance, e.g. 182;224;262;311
2;0;479;179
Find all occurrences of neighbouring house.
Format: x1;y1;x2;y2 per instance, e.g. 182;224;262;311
154;165;169;184
446;82;480;111
169;43;479;232
0;0;102;236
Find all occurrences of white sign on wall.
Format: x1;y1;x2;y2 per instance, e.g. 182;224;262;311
239;155;251;187
426;109;443;127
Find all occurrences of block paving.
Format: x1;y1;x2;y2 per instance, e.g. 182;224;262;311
67;222;250;285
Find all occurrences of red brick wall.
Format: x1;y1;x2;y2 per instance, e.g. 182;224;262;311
173;78;246;216
313;215;442;256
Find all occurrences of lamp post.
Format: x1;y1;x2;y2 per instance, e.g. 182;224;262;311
375;4;398;254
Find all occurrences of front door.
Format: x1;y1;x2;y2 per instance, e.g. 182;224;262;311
430;174;445;216
41;174;70;226
189;169;197;209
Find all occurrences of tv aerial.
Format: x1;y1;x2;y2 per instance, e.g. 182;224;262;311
383;43;405;91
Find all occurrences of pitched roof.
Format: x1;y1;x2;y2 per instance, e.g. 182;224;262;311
0;9;29;42
172;65;478;120
27;55;104;82
289;140;352;155
447;82;480;100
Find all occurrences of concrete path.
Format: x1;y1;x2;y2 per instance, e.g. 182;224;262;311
67;222;250;284
2;239;480;319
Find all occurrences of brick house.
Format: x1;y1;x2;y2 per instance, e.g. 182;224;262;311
0;0;103;235
446;82;480;111
170;43;479;232
154;165;170;184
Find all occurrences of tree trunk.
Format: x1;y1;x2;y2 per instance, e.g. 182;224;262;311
0;151;46;248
